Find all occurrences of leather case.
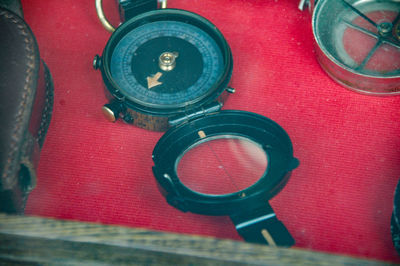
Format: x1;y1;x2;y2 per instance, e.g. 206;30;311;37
0;6;54;213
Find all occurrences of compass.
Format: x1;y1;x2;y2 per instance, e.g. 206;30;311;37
94;0;299;247
300;0;400;95
94;8;233;131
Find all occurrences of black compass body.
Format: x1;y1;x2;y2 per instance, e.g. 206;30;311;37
95;9;233;131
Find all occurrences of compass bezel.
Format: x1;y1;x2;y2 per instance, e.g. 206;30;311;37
100;9;233;117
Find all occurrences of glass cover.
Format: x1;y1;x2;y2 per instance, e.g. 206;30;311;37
175;136;268;196
110;20;224;107
315;0;400;76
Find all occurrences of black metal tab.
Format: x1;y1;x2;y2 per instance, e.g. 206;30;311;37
118;0;158;21
230;203;295;247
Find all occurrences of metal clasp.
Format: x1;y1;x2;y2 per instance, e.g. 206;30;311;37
298;0;309;11
95;0;167;33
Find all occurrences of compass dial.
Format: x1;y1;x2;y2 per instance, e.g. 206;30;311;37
110;20;225;109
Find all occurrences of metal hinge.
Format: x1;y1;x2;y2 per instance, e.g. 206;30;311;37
168;101;222;127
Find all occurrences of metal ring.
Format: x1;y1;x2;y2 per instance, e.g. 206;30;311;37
95;0;116;33
95;0;168;33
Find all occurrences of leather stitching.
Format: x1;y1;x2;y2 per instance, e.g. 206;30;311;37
0;10;37;188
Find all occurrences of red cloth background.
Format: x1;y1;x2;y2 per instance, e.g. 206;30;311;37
21;0;400;262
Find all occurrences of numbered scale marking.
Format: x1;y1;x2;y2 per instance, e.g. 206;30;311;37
110;21;224;108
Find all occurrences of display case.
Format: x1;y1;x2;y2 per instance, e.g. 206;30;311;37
2;0;399;264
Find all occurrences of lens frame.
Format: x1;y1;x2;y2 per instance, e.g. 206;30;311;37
152;110;299;216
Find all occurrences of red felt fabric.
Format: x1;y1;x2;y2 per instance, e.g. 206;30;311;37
20;0;400;262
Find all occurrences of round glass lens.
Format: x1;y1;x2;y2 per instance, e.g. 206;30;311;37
176;136;268;196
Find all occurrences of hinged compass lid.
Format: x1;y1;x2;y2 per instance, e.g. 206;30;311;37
152;110;299;246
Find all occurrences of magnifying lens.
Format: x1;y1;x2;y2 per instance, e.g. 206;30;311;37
153;110;299;246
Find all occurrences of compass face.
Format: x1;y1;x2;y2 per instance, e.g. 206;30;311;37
109;19;225;109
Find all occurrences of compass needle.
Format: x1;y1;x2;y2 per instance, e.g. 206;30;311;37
356;40;382;71
340;0;377;27
342;20;379;39
147;72;163;89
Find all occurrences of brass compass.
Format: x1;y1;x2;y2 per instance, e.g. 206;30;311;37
94;1;233;131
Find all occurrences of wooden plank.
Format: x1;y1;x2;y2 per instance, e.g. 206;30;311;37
0;214;392;265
